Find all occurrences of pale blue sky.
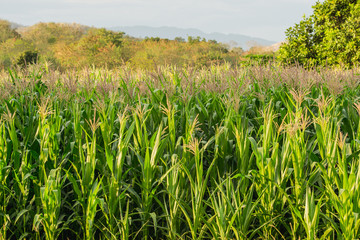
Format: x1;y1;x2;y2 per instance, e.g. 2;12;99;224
1;0;322;42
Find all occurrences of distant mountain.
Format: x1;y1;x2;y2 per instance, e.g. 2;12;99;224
110;25;276;50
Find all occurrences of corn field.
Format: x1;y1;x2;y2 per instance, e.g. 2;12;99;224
1;64;360;239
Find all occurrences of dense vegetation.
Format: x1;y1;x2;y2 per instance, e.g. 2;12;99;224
279;0;360;67
0;20;253;71
2;1;360;238
1;64;360;239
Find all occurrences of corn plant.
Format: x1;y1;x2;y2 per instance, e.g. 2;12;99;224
1;64;360;239
0;119;10;239
100;111;134;240
180;135;216;239
33;168;64;240
249;101;286;239
207;175;259;240
66;110;101;240
132;105;165;240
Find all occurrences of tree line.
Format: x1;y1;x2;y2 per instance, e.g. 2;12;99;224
0;20;246;70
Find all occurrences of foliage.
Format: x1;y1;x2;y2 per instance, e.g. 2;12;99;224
15;50;39;67
0;64;360;239
174;37;185;42
0;38;36;69
242;53;275;66
19;22;89;48
0;20;20;43
64;28;125;68
0;21;246;70
278;0;360;67
188;36;205;44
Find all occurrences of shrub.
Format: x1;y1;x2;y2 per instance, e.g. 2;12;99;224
16;50;39;67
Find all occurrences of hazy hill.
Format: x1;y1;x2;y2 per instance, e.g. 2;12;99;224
110;25;276;50
5;20;276;50
10;22;23;29
0;19;23;29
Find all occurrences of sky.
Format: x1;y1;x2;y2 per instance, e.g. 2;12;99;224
0;0;323;42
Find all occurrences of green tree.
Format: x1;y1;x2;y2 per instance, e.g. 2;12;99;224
278;0;360;67
20;22;89;56
56;28;126;68
16;50;39;67
0;20;20;43
188;36;201;44
77;28;124;56
174;37;185;42
0;38;36;69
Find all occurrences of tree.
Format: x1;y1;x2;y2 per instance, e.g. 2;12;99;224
278;0;360;67
0;35;36;69
231;47;244;55
16;50;39;67
0;20;20;43
174;37;185;42
20;22;88;47
78;28;124;54
187;36;201;44
55;28;125;68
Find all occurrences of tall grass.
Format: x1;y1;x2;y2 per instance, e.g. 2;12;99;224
0;64;360;239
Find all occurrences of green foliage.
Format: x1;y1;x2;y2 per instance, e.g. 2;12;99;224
279;0;360;67
78;28;124;50
145;36;161;42
174;36;185;42
0;20;20;43
188;36;206;44
20;22;88;48
0;20;247;70
15;50;39;67
0;65;360;238
0;38;36;69
231;46;244;55
242;53;274;65
278;16;316;65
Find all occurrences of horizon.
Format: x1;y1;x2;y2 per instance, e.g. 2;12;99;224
1;0;323;42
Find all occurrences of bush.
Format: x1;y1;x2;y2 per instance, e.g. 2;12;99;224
0;19;20;43
16;50;39;67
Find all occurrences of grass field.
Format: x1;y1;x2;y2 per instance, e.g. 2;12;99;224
1;64;360;239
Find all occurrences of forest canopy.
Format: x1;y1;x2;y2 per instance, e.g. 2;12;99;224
278;0;360;67
0;20;253;70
